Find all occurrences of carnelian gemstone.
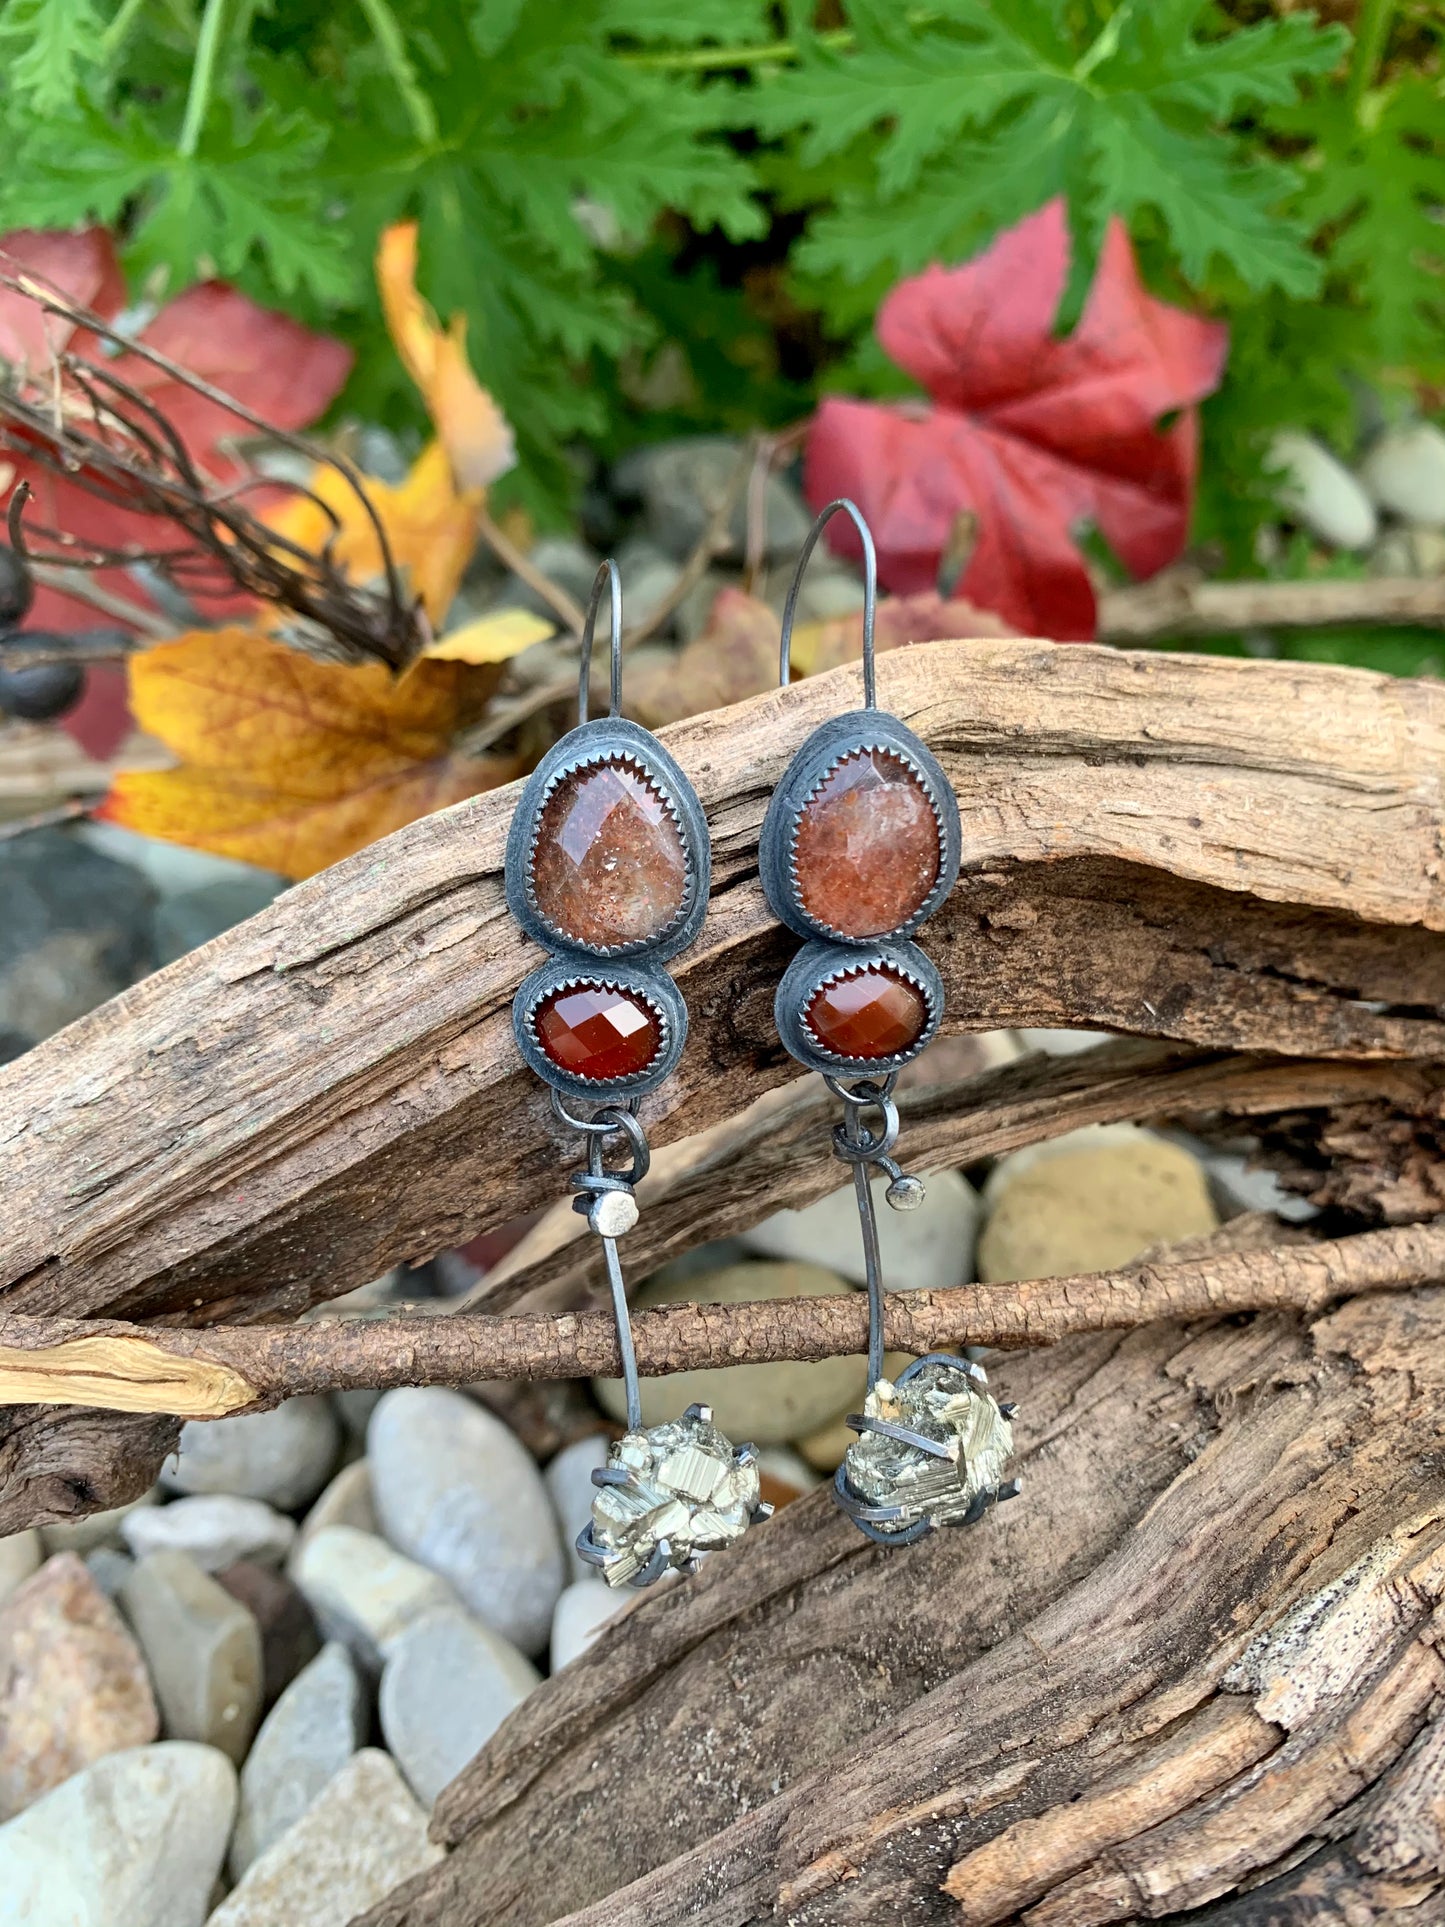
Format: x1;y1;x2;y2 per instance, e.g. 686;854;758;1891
793;748;940;938
534;983;662;1082
531;757;687;948
804;964;929;1061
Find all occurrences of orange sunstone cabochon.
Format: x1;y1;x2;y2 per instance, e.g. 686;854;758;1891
804;963;930;1061
533;982;663;1083
530;757;687;948
792;748;940;939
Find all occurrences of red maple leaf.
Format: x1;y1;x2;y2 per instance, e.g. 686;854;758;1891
805;201;1229;640
0;227;352;753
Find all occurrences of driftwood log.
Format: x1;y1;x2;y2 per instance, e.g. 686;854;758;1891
0;637;1443;1923
358;1267;1445;1927
1;637;1444;1536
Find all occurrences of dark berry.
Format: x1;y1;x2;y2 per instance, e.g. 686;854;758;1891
0;544;33;627
0;657;86;722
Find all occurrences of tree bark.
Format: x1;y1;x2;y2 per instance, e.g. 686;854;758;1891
2;1218;1435;1417
357;1280;1445;1927
1;640;1443;1530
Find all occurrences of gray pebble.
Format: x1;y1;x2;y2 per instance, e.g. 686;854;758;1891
120;1551;263;1764
612;438;811;561
84;1548;135;1599
206;1748;440;1926
229;1642;363;1878
124;1496;296;1572
550;1580;628;1672
544;1435;612;1584
368;1389;565;1657
741;1168;980;1294
290;1460;377;1570
289;1526;459;1670
0;1531;40;1608
0;1741;235;1927
162;1399;339;1510
379;1609;539;1807
153;876;283;966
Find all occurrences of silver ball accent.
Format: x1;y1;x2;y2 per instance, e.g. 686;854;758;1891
886;1173;927;1212
589;1190;639;1238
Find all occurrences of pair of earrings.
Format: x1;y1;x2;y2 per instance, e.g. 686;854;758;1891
504;502;1017;1590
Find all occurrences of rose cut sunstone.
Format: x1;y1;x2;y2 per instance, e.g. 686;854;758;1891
533;982;662;1084
531;756;687;949
805;963;929;1062
793;747;940;939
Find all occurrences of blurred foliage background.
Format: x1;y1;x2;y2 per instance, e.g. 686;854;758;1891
0;0;1442;661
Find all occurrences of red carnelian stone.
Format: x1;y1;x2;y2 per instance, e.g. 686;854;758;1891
804;965;929;1061
534;983;662;1082
531;758;687;948
793;748;939;938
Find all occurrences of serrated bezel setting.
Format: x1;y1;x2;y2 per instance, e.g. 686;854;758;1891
759;711;961;946
775;940;943;1077
514;960;686;1102
505;715;709;964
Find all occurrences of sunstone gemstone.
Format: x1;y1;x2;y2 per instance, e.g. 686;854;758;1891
793;747;940;938
804;963;929;1062
533;982;662;1083
531;756;687;948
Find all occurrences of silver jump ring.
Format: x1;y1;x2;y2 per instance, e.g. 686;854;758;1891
549;1087;641;1136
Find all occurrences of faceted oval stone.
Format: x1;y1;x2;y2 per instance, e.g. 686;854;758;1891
531;757;687;949
804;964;929;1062
793;748;940;938
533;983;662;1083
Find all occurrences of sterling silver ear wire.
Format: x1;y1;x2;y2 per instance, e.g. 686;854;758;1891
505;561;769;1588
761;500;1019;1546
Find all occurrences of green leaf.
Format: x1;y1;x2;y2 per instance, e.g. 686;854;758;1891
0;0;106;114
762;0;1347;323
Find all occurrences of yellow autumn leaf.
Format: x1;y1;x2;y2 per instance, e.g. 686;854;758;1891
425;606;555;665
377;222;517;492
102;627;518;880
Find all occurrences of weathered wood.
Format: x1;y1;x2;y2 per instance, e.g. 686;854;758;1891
2;1220;1436;1418
2;640;1443;1530
471;1040;1444;1314
1095;568;1445;641
358;1283;1445;1927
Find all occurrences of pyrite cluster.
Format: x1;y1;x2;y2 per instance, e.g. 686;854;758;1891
843;1358;1015;1532
582;1406;766;1589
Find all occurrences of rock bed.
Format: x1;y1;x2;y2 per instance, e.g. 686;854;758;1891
0;1062;1308;1926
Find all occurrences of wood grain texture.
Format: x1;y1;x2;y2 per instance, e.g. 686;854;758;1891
1;640;1443;1531
472;1041;1445;1314
357;1284;1445;1927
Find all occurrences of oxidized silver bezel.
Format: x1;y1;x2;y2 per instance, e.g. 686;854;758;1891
774;939;943;1077
504;716;709;964
513;958;686;1102
759;711;961;947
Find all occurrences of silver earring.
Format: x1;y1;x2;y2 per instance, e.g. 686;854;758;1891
505;562;769;1587
761;501;1019;1545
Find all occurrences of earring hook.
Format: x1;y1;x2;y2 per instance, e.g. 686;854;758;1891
777;497;878;709
577;558;624;729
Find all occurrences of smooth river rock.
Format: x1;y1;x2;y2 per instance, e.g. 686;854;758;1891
544;1434;612;1584
1359;421;1445;527
229;1641;363;1877
741;1168;980;1292
290;1525;460;1669
120;1551;263;1764
0;1552;159;1818
978;1125;1219;1283
123;1496;297;1572
215;1561;321;1709
368;1389;565;1657
162;1398;339;1510
595;1260;867;1445
291;1459;377;1568
206;1748;441;1926
0;1531;41;1607
1268;429;1377;550
0;1741;235;1927
550;1580;630;1672
379;1608;539;1808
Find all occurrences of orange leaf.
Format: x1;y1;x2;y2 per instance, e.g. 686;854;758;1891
377;222;516;491
265;441;480;632
101;627;518;880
